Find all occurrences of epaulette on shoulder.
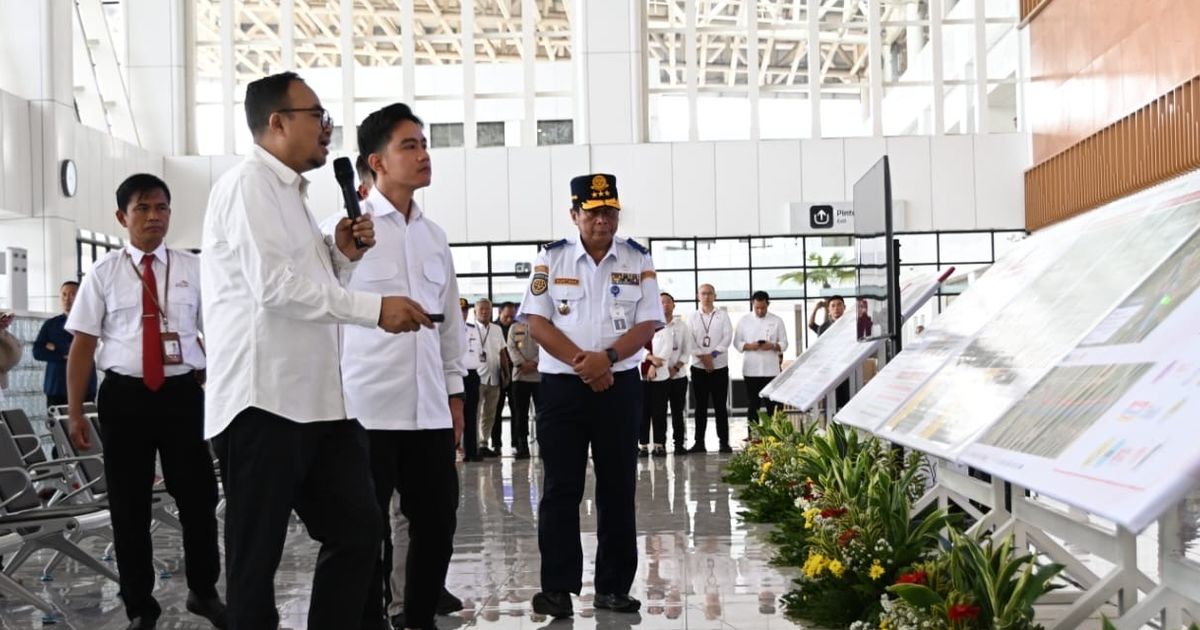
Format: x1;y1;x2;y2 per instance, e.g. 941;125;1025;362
625;238;648;254
544;239;568;250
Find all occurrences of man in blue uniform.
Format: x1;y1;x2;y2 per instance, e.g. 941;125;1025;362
517;173;664;618
33;281;97;408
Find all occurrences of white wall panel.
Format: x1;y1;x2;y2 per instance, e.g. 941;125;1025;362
757;140;802;235
583;0;633;54
507;147;553;240
930;135;977;230
843;137;887;199
624;143;674;238
714;141;759;236
165;156;215;249
671;143;716;237
886;136;933;231
425;148;468;241
973;133;1027;229
584;54;636;145
800;138;845;202
548;144;590;239
465;148;510;241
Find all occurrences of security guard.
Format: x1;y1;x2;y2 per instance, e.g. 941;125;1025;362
505;316;540;459
517;173;664;618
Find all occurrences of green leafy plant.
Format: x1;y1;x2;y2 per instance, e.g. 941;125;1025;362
778;252;857;289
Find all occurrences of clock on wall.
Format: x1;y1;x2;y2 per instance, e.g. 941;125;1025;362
60;159;77;197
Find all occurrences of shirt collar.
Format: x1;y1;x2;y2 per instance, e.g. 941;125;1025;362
365;186;423;223
250;144;310;196
125;243;167;266
570;234;618;263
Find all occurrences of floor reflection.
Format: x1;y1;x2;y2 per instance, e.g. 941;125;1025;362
1;418;808;629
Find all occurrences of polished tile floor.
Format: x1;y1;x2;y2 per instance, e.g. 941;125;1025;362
0;419;811;629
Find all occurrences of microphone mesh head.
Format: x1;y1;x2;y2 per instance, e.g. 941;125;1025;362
333;156;354;183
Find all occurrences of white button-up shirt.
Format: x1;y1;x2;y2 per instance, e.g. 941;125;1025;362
517;234;665;375
687;307;733;370
646;323;676;383
462;322;482;371
666;318;691;380
332;189;465;431
200;145;383;439
734;312;789;377
475;321;505;385
67;244;205;377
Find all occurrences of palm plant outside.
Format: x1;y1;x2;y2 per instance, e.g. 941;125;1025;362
778;252;856;294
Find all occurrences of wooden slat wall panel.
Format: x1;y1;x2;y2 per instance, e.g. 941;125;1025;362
1019;0;1054;24
1025;76;1200;230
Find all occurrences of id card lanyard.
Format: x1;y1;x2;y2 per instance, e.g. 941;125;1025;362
128;250;184;365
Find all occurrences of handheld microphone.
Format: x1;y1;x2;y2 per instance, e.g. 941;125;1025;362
333;157;366;249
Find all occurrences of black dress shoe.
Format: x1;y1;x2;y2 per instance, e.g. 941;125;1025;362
532;591;573;618
186;591;228;628
125;617;157;630
514;449;531;460
437;587;464;614
718;444;734;453
652;446;667;457
687;443;707;454
674;444;688;455
479;447;498;458
389;612;405;629
593;593;641;613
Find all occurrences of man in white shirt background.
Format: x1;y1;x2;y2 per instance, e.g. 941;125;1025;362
460;298;484;462
337;103;465;630
474;298;505;458
659;293;691;454
201;71;432;630
734;291;789;433
686;284;733;453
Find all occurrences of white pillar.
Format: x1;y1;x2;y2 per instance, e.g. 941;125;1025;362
125;0;187;155
576;0;647;144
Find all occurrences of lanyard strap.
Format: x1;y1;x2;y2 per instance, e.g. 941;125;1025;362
699;310;717;335
127;250;171;331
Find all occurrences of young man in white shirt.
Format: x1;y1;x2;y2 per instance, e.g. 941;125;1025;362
640;293;685;457
338;103;466;630
474;298;505;457
201;71;433;630
734;291;789;430
686;283;733;453
66;174;225;630
658;293;691;453
460;298;484;462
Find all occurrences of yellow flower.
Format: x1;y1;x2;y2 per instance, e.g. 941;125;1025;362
802;507;820;529
828;559;845;578
802;553;828;578
869;560;885;581
760;461;773;474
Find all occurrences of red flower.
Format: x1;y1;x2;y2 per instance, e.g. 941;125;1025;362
895;570;927;585
947;603;981;621
837;529;859;547
820;507;848;519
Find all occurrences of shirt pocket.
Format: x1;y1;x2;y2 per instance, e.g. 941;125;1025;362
355;260;398;284
421;259;448;308
166;285;201;334
549;284;584;327
105;289;142;337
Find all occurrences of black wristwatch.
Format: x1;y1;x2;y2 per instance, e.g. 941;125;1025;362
604;348;619;365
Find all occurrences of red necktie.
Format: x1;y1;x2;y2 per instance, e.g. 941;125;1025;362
141;256;165;392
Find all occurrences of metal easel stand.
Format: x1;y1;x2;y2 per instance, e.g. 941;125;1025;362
1110;499;1200;630
910;462;1004;537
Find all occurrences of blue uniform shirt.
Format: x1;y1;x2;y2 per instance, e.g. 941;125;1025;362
33;313;97;399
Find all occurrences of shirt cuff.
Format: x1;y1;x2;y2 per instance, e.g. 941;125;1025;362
350;291;383;329
445;372;465;396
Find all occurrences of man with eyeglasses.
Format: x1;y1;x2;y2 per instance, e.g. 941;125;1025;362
201;71;434;630
517;173;664;619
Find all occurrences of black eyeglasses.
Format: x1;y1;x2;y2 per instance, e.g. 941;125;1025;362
277;107;333;130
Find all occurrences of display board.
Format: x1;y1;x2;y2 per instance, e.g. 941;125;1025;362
762;270;947;411
835;170;1200;531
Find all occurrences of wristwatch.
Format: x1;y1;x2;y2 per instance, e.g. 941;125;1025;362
604;348;619;365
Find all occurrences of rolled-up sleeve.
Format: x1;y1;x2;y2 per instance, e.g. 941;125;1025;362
634;254;665;328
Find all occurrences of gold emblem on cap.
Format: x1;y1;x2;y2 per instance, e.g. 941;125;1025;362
591;175;609;193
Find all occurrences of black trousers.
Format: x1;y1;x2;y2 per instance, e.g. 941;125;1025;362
668;377;688;448
364;429;458;629
690;366;730;448
463;370;481;459
213;408;381;630
537;369;640;595
510;380;539;452
639;380;669;446
96;372;220;621
744;376;779;425
490;383;509;449
46;394;68;407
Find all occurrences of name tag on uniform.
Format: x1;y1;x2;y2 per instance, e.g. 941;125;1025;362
611;272;640;286
611;304;628;333
161;331;184;365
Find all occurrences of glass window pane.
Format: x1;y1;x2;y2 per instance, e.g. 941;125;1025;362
451;245;489;275
695;239;749;269
898;233;938;264
536;120;574;146
657;271;697;303
458;278;492;311
477;121;506;147
993;231;1027;261
701;270;751;302
490;276;529;305
939;263;987;295
491;244;538;276
650;239;694;270
751;269;806;300
805;236;856;268
938;232;992;263
751;236;805;267
431;123;465;148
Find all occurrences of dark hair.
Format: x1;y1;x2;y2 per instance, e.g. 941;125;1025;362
828;295;846;305
116;173;171;211
357;103;424;160
355;154;374;180
660;292;675;302
499;302;516;311
245;71;302;138
751;291;770;303
61;280;80;289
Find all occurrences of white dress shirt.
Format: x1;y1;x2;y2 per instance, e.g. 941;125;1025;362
475;321;505;385
667;318;690;380
200;144;383;439
646;324;674;382
517;235;665;375
734;312;789;377
687;307;733;370
462;322;482;371
332;189;466;431
67;244;205;377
